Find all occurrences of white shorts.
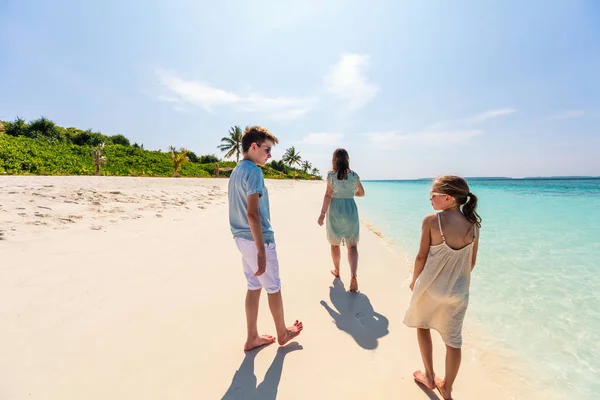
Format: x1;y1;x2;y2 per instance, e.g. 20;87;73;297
234;237;281;293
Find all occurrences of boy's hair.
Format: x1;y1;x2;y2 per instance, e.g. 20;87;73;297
434;175;482;228
242;126;279;153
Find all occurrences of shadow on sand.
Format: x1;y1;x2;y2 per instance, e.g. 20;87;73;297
320;278;389;349
221;342;303;400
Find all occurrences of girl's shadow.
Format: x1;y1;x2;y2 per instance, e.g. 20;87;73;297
320;278;389;349
221;342;303;400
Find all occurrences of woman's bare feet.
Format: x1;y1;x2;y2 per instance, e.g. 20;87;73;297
243;334;276;351
435;377;453;400
330;269;340;278
349;277;358;292
413;370;435;390
277;320;304;345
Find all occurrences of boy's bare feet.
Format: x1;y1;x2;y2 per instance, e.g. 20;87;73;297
435;377;453;400
330;269;340;278
413;370;435;390
244;334;276;351
277;320;303;345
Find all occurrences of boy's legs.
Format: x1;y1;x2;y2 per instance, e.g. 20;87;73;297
236;238;303;347
267;290;303;345
244;288;276;351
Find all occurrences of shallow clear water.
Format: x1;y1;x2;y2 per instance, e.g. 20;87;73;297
358;178;600;400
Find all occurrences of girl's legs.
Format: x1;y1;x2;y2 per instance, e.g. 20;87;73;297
347;244;358;291
330;245;341;277
414;328;435;389
435;345;461;399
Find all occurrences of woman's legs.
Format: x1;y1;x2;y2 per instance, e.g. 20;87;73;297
347;244;358;277
347;244;358;291
330;245;341;276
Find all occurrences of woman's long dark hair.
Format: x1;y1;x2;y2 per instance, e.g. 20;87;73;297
332;148;350;180
434;175;482;228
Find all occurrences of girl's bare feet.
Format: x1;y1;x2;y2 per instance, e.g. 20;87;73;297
349;276;358;292
435;377;453;400
277;320;304;345
244;334;276;351
413;370;435;390
330;269;340;278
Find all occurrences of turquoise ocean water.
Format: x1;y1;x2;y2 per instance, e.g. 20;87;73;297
358;178;600;400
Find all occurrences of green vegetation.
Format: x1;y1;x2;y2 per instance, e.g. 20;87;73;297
0;117;322;180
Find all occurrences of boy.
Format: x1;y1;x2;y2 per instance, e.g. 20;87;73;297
228;126;303;351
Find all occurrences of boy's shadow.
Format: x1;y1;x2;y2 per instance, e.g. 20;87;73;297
320;278;389;349
221;342;303;400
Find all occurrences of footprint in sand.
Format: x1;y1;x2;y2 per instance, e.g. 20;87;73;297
0;231;5;240
90;225;103;231
17;213;27;217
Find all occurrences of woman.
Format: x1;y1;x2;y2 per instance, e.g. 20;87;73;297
317;148;365;292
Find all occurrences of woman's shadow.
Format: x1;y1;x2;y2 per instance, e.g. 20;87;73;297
320;278;389;349
221;342;303;400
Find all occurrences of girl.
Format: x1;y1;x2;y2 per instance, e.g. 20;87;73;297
317;148;365;292
403;175;481;400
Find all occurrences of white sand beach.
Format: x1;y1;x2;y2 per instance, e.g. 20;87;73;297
1;176;544;399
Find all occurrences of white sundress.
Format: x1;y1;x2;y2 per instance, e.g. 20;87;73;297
403;212;477;348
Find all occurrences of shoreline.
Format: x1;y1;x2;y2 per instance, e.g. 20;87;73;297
1;176;548;399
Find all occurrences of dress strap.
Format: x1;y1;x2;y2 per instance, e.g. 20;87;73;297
436;212;446;242
473;224;478;241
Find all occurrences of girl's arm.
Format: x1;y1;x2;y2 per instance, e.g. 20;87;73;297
410;216;432;290
471;228;479;271
318;181;333;226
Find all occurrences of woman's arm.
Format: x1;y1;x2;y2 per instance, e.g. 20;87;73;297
355;180;365;197
318;182;333;226
410;216;432;290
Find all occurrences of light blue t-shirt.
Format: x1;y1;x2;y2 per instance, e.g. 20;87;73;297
228;160;275;243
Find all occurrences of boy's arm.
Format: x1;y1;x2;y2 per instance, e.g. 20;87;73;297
410;216;432;290
247;193;266;276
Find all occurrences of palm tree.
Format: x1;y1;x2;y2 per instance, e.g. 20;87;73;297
91;143;107;176
282;146;301;168
217;125;243;163
169;146;190;177
311;167;320;176
301;160;312;174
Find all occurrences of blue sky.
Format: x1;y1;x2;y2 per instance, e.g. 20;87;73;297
1;0;599;179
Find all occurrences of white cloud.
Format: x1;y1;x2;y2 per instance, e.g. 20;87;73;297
466;108;516;124
548;110;585;120
365;130;482;148
297;132;344;146
323;54;379;110
154;69;316;120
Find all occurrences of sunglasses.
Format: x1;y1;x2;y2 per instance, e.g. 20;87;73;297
256;143;272;154
430;191;448;197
